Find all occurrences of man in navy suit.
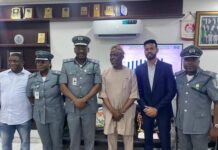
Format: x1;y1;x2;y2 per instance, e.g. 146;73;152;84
135;39;176;150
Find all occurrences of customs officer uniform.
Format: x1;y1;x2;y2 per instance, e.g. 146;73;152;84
26;51;65;150
175;45;218;150
59;36;101;150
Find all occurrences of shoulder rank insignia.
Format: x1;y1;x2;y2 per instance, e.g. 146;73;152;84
202;70;216;78
63;58;74;63
88;58;99;64
175;70;185;77
28;72;37;78
51;70;61;75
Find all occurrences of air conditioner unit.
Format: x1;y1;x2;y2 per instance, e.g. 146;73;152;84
93;19;143;38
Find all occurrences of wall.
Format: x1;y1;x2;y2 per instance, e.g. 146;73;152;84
50;0;218;73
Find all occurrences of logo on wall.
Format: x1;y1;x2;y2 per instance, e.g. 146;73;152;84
181;12;195;40
184;23;195;33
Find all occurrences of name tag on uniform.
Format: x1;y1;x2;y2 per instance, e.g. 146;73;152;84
72;77;77;85
34;91;39;100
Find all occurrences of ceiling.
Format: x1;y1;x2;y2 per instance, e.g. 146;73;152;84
0;0;148;5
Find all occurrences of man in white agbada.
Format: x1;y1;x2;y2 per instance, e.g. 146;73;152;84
99;45;139;150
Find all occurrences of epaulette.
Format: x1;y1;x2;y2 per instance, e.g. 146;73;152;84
88;58;99;64
28;72;37;79
202;70;216;78
63;58;74;63
51;70;61;75
175;70;185;77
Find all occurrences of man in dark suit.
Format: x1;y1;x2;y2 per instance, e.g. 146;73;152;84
135;39;176;150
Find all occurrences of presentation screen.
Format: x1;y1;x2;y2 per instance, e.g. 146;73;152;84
120;44;183;73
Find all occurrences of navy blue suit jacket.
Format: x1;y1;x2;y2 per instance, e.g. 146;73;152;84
135;60;176;114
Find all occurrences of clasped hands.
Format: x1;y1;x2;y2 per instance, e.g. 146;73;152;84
143;106;158;118
72;97;87;109
111;109;124;121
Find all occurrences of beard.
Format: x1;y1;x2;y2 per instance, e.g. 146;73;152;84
146;52;156;60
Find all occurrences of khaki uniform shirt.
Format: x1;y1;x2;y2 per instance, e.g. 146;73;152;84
59;58;101;115
26;70;64;124
175;69;218;134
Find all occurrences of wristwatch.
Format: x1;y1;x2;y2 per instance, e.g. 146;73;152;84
214;124;218;128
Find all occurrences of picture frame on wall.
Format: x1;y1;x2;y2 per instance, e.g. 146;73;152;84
62;7;70;18
37;33;46;44
44;7;53;18
80;6;89;16
11;7;22;19
194;11;218;49
24;8;33;19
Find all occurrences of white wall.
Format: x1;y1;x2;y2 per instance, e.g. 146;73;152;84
50;0;218;73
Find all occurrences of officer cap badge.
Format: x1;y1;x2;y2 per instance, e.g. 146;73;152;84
180;45;203;58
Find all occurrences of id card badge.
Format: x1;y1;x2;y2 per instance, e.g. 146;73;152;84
34;91;39;100
72;77;77;86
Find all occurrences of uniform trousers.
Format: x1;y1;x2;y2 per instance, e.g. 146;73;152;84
107;133;133;150
67;112;96;150
178;129;208;150
35;119;64;150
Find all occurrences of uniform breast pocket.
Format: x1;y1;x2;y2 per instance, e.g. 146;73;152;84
191;81;206;93
85;68;94;75
68;70;77;77
47;79;58;89
50;83;58;89
84;69;95;83
47;84;59;97
176;81;185;91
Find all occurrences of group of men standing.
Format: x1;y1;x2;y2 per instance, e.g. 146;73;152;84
0;35;218;150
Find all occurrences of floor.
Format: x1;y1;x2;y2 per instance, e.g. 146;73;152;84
0;130;153;150
0;130;216;150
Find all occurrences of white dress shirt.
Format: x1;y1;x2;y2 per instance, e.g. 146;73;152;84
0;69;32;125
147;60;157;90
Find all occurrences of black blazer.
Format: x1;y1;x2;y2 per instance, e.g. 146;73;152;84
135;60;176;112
